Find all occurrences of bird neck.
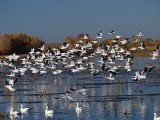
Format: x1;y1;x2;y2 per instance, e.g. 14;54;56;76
77;103;79;107
154;113;156;119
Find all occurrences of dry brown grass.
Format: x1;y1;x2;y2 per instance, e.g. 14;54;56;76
0;33;44;55
45;42;61;49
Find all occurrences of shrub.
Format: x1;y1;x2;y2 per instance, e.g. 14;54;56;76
0;33;44;55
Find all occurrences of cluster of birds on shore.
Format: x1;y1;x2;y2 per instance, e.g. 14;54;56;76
0;30;159;119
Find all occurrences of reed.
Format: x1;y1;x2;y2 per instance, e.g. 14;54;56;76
0;33;44;55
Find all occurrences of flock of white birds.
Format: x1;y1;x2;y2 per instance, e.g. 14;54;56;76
0;30;159;119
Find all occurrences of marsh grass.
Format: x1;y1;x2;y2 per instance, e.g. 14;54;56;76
0;33;44;55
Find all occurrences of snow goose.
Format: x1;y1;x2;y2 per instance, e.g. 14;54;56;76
67;60;75;68
10;66;19;73
10;108;21;116
45;106;54;117
105;71;115;80
76;87;87;95
108;30;115;35
60;42;70;49
75;103;82;113
70;66;80;73
4;85;16;92
96;30;102;39
132;67;148;81
39;45;45;51
150;54;158;60
124;62;132;72
30;67;39;74
116;35;121;39
78;65;87;71
6;77;18;87
39;69;47;76
137;31;144;37
132;71;141;81
6;53;20;62
20;104;31;113
61;93;74;101
150;47;159;60
154;113;160;120
18;67;28;76
29;48;35;54
130;47;137;53
135;38;139;43
82;34;89;40
138;41;146;50
120;38;130;45
52;70;63;76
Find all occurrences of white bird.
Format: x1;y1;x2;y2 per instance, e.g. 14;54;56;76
150;53;158;60
108;30;115;35
154;113;160;120
91;40;98;44
76;87;87;95
115;35;121;39
29;48;35;54
39;69;47;76
6;53;20;62
67;60;76;68
4;85;16;92
120;38;130;45
132;67;149;81
124;62;131;72
96;30;102;39
39;45;45;51
45;106;54;117
30;67;39;74
137;31;144;37
138;41;146;50
10;66;19;73
18;67;28;75
82;34;88;39
78;65;87;71
52;70;63;75
20;104;31;113
61;93;74;101
105;71;115;80
75;103;82;113
6;77;18;87
150;46;159;60
130;47;137;53
60;43;70;49
10;108;21;116
70;66;80;73
135;38;139;43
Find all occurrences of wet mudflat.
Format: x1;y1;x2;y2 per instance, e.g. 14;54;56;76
0;56;160;120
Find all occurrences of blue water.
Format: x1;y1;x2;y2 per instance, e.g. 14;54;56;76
0;56;160;120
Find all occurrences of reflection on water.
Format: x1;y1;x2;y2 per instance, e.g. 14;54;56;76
0;57;160;120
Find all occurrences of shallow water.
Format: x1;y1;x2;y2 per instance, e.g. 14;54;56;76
0;56;160;120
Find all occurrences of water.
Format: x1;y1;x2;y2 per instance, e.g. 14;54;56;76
0;56;160;120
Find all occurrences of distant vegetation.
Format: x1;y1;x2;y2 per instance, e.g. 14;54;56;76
0;33;160;55
0;33;44;55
